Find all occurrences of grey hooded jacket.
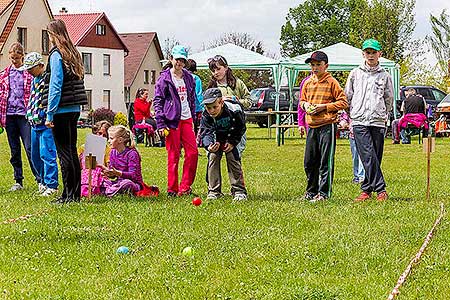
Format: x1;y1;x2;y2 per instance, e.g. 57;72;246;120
345;64;394;127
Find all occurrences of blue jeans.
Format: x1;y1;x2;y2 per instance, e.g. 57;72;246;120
31;127;59;189
349;137;364;180
5;115;39;184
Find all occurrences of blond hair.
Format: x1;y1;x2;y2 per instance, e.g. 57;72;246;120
108;125;136;148
47;19;84;79
9;42;24;56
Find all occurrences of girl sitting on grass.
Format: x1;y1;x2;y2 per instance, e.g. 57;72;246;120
100;125;144;197
79;120;112;197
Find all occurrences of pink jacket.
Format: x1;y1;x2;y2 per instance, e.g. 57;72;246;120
0;65;32;127
398;113;428;131
297;75;311;128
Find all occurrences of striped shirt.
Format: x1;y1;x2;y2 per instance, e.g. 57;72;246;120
300;72;348;128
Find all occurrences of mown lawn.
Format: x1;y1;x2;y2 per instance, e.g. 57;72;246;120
0;125;448;299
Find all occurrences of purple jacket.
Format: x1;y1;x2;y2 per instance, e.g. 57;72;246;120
153;68;197;129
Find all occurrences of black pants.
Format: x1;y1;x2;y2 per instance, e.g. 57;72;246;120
52;112;81;200
353;125;386;193
5;115;39;184
304;124;336;197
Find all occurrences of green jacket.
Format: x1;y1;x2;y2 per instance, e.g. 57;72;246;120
217;78;251;109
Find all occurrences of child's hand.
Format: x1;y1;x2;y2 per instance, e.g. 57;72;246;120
158;128;169;137
298;126;306;137
304;103;314;114
102;167;122;178
222;143;234;153
45;121;54;128
208;142;220;153
309;104;326;115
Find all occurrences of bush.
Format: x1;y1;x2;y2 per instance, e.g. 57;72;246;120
92;107;115;124
114;111;128;127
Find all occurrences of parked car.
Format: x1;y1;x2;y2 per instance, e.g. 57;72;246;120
247;87;300;127
397;85;447;118
437;93;450;114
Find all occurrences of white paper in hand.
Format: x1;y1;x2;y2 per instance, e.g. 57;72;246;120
84;134;107;164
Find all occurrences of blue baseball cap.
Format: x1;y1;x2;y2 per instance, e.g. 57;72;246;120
171;45;188;60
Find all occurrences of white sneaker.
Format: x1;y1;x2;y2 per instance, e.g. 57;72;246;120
206;193;218;200
233;193;247;201
9;183;23;192
41;187;58;197
38;183;46;193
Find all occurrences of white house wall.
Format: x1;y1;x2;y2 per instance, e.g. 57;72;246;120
79;46;126;114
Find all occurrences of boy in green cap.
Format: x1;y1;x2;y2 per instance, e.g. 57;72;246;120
344;39;394;203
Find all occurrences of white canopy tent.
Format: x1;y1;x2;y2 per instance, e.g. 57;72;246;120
189;43;280;71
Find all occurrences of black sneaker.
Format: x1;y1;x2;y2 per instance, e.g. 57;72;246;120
51;197;68;204
51;197;80;204
167;191;177;197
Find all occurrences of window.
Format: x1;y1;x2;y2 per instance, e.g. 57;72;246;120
41;30;49;55
144;70;149;84
432;89;447;102
83;90;92;111
103;54;110;75
151;70;156;84
103;90;111;109
96;24;106;35
82;53;92;74
416;88;433;100
17;27;27;50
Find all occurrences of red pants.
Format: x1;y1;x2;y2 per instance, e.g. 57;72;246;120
165;119;198;193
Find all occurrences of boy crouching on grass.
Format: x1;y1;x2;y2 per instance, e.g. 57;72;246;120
200;88;247;201
299;51;348;203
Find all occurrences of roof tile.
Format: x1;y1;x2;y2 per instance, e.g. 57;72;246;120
54;13;102;45
119;32;156;87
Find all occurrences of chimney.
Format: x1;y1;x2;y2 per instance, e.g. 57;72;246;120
59;7;68;14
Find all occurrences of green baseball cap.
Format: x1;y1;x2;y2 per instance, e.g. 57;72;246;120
362;39;382;51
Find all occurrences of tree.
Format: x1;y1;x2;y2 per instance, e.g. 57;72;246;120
161;36;179;60
349;0;415;61
428;9;450;87
399;39;446;90
161;36;191;59
207;32;258;51
280;0;352;57
280;0;415;62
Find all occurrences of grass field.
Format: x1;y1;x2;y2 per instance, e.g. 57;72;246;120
0;125;448;299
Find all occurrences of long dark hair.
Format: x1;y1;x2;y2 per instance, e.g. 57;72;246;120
207;55;236;90
47;19;84;79
135;87;148;99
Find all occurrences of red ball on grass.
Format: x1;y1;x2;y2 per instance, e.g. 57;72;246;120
192;197;202;206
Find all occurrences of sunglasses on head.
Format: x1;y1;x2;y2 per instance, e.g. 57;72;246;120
207;55;228;66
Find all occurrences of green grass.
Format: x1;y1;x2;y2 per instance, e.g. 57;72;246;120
0;125;448;299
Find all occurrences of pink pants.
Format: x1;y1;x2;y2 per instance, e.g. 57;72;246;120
165;118;198;193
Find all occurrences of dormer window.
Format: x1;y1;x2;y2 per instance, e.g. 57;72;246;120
96;24;106;35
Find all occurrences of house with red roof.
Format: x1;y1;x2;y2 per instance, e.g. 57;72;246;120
55;11;129;113
0;0;53;69
119;32;163;103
